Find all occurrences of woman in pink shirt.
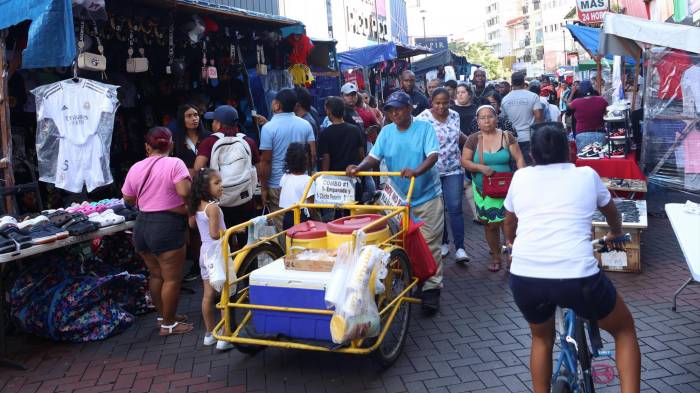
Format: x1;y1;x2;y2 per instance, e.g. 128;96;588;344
122;127;193;336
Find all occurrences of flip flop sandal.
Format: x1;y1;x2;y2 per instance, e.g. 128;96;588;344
156;315;189;328
1;225;33;250
48;211;72;227
24;225;58;245
159;321;193;336
35;223;70;240
0;233;16;254
488;262;502;272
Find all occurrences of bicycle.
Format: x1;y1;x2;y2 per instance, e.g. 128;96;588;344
551;233;631;393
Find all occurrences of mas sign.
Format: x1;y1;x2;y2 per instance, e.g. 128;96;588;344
577;0;609;24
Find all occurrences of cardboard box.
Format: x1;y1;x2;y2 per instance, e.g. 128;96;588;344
592;226;642;273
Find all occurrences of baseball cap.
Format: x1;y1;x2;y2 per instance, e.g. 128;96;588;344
340;82;358;95
204;105;239;126
382;91;412;111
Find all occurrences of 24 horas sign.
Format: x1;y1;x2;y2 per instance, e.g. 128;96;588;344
577;0;609;24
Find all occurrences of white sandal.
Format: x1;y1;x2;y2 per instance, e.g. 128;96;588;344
159;321;193;336
156;315;188;328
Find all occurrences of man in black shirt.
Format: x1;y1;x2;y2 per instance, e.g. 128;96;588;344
319;96;365;171
451;82;478;134
400;70;429;116
472;69;495;104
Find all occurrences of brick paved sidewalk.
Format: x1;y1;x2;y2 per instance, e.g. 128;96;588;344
0;191;699;393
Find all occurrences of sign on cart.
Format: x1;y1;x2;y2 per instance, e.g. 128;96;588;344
314;176;356;205
577;0;609;24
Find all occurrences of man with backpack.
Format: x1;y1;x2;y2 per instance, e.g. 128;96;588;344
193;105;260;247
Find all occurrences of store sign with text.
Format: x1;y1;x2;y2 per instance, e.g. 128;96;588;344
577;0;609;24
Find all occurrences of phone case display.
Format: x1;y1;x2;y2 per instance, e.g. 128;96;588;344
643;48;700;194
31;78;120;193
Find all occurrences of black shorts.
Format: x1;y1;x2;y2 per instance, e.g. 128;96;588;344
133;211;187;255
509;271;617;324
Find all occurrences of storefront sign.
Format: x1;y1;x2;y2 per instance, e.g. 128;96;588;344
314;176;356;205
414;37;449;51
577;0;609;24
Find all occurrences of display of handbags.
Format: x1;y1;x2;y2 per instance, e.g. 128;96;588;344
77;20;106;73
125;27;149;73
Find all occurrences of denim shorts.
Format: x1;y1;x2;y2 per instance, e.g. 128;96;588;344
509;271;617;324
133;211;187;255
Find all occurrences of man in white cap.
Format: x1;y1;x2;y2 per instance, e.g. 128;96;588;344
340;82;366;130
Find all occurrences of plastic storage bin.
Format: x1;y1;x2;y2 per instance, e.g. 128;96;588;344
285;220;328;250
249;259;333;341
326;214;391;249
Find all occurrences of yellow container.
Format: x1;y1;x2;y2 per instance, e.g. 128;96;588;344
285;221;328;250
326;227;391;249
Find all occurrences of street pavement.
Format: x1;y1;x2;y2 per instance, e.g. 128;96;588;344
0;189;699;393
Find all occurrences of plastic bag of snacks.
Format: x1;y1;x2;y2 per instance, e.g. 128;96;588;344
325;232;389;344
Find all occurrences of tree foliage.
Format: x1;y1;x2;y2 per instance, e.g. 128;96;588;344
448;41;510;80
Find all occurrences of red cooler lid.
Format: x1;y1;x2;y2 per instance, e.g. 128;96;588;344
287;221;327;239
327;214;387;235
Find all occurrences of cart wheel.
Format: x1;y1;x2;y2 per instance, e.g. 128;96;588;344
231;241;284;355
370;248;412;367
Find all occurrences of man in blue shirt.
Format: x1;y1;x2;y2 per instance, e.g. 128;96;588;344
347;91;445;314
259;89;316;229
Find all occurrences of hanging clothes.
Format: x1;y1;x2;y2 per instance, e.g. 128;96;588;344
31;78;119;193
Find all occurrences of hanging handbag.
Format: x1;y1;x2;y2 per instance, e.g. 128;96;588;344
477;132;513;199
77;20;106;73
126;27;149;73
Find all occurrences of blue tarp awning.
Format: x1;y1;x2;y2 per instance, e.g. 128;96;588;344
337;42;432;70
565;23;637;64
175;0;300;26
0;0;75;69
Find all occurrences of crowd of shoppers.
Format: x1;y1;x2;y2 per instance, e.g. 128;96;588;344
119;66;642;393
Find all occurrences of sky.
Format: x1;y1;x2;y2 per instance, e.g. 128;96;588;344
405;0;487;43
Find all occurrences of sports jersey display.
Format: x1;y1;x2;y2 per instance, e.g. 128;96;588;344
32;79;120;193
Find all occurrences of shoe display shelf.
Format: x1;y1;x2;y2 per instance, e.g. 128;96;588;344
605;109;631;159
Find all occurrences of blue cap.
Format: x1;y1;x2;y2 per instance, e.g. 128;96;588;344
383;91;412;111
204;105;239;126
578;80;593;96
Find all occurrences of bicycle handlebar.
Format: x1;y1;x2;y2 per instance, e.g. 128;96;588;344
592;233;631;253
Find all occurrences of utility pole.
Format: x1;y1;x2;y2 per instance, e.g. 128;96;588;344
420;9;427;39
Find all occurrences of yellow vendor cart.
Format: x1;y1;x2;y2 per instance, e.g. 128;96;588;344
212;172;421;367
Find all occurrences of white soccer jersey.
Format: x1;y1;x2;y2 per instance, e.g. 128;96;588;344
32;79;119;193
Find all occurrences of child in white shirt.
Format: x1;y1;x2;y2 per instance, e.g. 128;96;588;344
279;143;315;229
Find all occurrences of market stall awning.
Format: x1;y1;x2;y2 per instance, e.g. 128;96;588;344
506;16;525;27
566;23;636;64
337;42;432;70
173;0;301;26
600;13;700;57
0;0;75;69
411;50;468;74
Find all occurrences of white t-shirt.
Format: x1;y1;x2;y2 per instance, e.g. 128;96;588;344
37;79;116;145
504;163;611;279
548;104;561;122
279;173;316;208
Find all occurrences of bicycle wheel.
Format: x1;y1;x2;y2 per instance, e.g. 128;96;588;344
369;248;412;367
230;242;284;355
575;317;596;393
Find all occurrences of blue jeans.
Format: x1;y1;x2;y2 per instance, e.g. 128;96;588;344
575;131;606;153
440;173;465;249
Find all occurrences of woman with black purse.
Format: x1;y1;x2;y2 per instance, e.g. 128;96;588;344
461;105;525;272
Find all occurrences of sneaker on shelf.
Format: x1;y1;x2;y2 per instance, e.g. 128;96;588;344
610;147;626;158
577;143;603;160
216;340;234;351
609;129;626;139
203;333;217;346
440;244;449;257
455;248;470;264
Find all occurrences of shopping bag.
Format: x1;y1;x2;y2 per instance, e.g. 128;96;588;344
405;219;437;283
202;239;236;292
